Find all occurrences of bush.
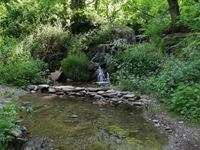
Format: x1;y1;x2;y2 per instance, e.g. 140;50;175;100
145;58;200;97
0;36;46;86
61;53;90;81
180;1;200;31
68;25;134;54
117;76;146;92
0;59;46;86
0;102;19;149
176;35;200;61
0;0;65;38
24;24;69;70
110;44;163;81
169;84;200;121
70;10;94;34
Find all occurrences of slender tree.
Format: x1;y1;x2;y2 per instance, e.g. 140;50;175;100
167;0;180;25
70;0;85;10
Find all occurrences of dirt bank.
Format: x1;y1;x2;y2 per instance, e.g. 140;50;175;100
145;98;200;150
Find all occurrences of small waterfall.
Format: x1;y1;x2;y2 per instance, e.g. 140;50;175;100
96;66;110;86
106;72;110;83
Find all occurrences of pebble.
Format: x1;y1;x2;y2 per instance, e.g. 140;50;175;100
70;114;78;118
123;94;135;98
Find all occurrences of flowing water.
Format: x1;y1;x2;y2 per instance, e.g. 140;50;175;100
20;94;167;150
96;66;110;85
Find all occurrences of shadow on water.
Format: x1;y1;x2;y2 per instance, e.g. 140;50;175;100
19;94;167;150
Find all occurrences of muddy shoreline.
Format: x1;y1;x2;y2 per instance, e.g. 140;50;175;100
1;85;200;150
145;99;200;150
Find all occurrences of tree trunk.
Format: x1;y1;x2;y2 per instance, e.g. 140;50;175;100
70;0;85;10
167;0;180;25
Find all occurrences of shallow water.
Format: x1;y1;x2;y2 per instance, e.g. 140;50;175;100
20;94;167;150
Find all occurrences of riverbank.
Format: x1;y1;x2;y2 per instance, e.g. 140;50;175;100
1;85;200;150
27;84;200;150
145;99;200;150
0;85;27;149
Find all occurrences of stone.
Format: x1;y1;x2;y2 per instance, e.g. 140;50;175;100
27;85;37;91
86;87;101;92
30;90;36;93
75;87;85;91
56;91;64;95
54;86;73;91
60;86;75;92
38;84;49;92
131;102;144;107
79;90;86;96
70;114;78;118
101;93;116;98
86;92;96;97
110;98;120;102
11;129;23;138
106;89;115;93
127;98;136;102
94;94;104;100
116;92;123;97
74;93;82;96
134;95;141;101
97;91;105;95
86;87;109;92
123;94;135;99
48;88;56;93
165;126;171;130
152;119;159;124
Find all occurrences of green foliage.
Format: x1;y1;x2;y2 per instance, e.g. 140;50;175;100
68;25;132;54
0;0;199;123
61;53;90;81
70;10;94;34
0;102;19;149
145;16;169;47
145;58;200;97
0;59;46;86
0;37;46;86
169;84;200;121
68;26;110;54
180;0;200;31
175;35;200;61
0;0;67;37
24;24;69;70
113;35;200;120
107;44;162;81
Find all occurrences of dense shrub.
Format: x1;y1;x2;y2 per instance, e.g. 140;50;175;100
144;58;200;97
117;76;146;92
24;24;69;70
108;44;163;81
176;35;200;61
0;36;46;86
180;0;200;31
68;25;134;54
0;0;66;37
0;102;19;149
112;36;200;120
169;84;200;121
61;53;90;81
0;59;46;86
70;10;94;34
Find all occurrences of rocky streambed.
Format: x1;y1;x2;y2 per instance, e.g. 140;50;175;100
1;84;200;150
28;84;150;108
19;92;167;150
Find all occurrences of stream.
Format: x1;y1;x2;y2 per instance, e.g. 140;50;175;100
19;94;167;150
